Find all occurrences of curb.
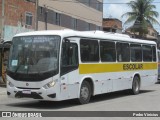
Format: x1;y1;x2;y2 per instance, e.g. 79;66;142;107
0;84;6;88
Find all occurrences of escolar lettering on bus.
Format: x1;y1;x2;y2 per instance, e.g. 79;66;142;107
123;64;143;70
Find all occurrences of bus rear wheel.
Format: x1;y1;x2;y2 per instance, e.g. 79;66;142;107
78;81;91;104
131;76;140;95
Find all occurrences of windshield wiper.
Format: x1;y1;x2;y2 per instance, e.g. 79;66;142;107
27;41;41;76
14;64;21;75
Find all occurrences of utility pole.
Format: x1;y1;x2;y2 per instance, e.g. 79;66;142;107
36;0;39;30
1;0;5;41
44;5;48;30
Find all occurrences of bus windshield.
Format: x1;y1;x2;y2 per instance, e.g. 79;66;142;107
7;35;60;81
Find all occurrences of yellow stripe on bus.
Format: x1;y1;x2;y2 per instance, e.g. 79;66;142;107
79;63;157;74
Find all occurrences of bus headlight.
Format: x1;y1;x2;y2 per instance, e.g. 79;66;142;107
43;80;56;89
7;81;14;87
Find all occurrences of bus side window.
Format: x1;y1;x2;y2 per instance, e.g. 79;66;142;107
130;44;142;62
61;42;78;75
100;41;116;62
116;42;130;62
142;45;152;62
80;39;99;62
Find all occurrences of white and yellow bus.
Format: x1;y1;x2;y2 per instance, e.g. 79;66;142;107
7;30;157;104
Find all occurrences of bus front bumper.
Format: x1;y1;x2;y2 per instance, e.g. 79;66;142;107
7;86;58;101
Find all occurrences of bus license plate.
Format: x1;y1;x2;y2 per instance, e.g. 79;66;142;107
22;90;31;94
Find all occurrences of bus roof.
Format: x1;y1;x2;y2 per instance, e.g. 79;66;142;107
14;30;156;45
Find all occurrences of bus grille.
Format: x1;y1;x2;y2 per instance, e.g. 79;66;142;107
15;91;43;99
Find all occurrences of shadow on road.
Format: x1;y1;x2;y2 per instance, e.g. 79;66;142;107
6;89;155;110
90;89;155;103
155;82;160;84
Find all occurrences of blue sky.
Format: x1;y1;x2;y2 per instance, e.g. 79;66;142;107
103;0;160;33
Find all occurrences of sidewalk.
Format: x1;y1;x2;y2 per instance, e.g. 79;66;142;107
0;82;6;96
0;78;6;88
0;84;6;88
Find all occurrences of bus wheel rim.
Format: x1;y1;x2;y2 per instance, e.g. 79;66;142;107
134;79;139;92
81;86;89;100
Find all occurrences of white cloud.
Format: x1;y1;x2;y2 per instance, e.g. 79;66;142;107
103;0;136;19
103;0;137;29
103;0;160;32
104;4;129;19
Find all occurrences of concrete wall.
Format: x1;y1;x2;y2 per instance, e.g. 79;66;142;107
4;24;34;41
1;0;36;41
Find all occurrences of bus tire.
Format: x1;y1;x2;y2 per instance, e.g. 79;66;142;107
78;81;91;104
131;76;140;95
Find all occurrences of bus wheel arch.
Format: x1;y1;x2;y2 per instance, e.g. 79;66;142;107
78;78;94;104
131;74;141;95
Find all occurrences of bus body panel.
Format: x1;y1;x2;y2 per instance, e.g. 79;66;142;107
6;30;158;102
157;50;160;81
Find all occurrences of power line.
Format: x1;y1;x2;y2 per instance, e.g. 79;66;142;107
50;0;160;4
50;0;125;4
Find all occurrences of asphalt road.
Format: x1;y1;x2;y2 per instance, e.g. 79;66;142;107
0;83;160;120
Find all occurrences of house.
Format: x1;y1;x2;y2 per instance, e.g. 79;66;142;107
125;20;158;42
103;18;122;33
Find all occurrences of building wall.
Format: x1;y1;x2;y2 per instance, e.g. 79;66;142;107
146;27;158;39
126;26;158;41
0;1;2;16
38;0;103;31
0;0;3;39
1;0;36;41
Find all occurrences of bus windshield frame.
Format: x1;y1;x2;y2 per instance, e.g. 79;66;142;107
7;35;61;81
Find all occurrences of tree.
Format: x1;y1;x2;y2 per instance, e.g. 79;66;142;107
122;0;159;38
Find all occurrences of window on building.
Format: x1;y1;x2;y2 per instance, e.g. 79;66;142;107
25;12;33;26
88;0;91;6
86;23;90;30
142;45;152;62
130;44;142;62
72;18;77;30
96;26;101;30
40;7;43;14
96;1;101;11
55;13;61;25
100;41;116;62
80;39;99;62
25;0;31;2
25;0;36;3
84;0;90;6
116;42;130;62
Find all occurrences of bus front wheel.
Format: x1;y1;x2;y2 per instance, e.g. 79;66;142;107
131;76;140;95
78;81;91;104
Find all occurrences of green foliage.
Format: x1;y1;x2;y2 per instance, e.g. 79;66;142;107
122;0;159;38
